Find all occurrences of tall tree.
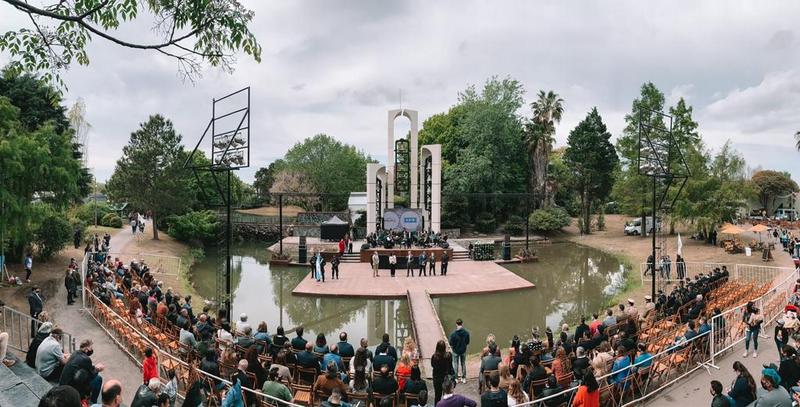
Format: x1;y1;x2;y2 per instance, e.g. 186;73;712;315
253;160;283;205
563;108;618;234
611;82;667;234
795;131;800;150
106;114;190;240
275;134;373;210
525;90;564;208
0;0;261;85
751;170;799;214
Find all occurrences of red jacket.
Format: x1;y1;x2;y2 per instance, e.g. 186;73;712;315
143;355;158;384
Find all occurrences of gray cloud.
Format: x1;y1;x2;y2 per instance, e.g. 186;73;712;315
1;0;799;183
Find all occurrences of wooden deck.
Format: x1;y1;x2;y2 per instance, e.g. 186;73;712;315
292;260;535;298
407;289;447;377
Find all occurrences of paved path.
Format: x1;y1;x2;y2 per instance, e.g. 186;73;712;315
293;260;535;297
407;289;449;378
49;228;141;402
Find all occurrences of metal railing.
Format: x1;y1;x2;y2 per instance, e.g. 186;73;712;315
639;261;731;284
83;288;304;407
0;305;76;354
517;263;795;407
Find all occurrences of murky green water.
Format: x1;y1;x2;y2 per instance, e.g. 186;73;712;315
190;242;629;350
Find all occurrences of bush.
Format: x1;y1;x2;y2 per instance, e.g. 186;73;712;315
167;210;220;244
503;215;526;236
100;213;123;228
528;207;571;233
474;212;497;233
73;202;114;225
35;215;72;260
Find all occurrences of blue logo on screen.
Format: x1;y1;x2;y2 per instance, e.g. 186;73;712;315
404;217;418;223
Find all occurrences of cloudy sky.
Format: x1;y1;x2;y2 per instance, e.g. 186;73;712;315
1;1;799;183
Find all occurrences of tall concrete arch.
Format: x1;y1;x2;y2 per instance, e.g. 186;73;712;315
387;109;419;209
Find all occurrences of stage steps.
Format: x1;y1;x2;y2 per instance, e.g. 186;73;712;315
450;248;470;261
340;253;361;263
0;354;52;405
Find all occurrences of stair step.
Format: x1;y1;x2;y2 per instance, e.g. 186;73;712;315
0;354;52;405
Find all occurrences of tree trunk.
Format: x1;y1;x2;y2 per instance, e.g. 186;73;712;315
581;191;590;234
152;213;159;240
532;142;549;209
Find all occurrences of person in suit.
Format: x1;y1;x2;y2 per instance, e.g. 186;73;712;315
441;252;449;276
418;253;427;277
406;251;414;277
372;252;380;278
389;253;397;278
235;359;255;406
28;286;44;338
331;255;340;280
428;252;436;276
337;332;355;358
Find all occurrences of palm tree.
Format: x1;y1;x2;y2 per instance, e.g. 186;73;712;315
525;90;564;208
795;130;800;150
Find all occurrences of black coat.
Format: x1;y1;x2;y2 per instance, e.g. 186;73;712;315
28;292;43;315
59;350;98;386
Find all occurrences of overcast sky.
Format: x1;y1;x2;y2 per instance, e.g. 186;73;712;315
1;1;799;183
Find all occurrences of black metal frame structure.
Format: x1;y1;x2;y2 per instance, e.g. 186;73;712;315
637;107;690;299
184;87;251;321
394;139;410;202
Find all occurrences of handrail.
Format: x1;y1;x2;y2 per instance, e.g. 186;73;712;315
83;287;304;407
0;305;76;354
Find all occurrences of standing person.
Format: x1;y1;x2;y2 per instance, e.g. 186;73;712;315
441;251;449;276
142;347;158;385
64;269;77;305
728;361;756;407
775;320;789;358
449;319;470;384
406;251;414;277
28;286;44;338
338;238;346;256
429;251;436;276
430;342;454;405
24;253;33;282
418;252;427;277
644;253;655;276
389;252;397;278
331;255;340;280
315;251;326;283
743;303;763;358
676;254;686;281
372;252;380;278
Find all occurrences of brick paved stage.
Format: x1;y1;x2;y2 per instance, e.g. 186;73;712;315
292;260;535;297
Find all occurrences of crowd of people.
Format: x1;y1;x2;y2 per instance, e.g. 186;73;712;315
365;229;447;250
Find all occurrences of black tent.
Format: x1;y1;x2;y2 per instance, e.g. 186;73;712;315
320;216;349;241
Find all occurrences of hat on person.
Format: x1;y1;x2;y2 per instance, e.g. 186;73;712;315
644;295;652;301
627;298;635;304
37;322;53;334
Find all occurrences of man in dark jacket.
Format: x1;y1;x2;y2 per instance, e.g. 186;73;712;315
336;332;354;358
376;333;398;360
448;319;470;384
480;372;507;407
59;339;104;402
131;378;160;407
292;326;308;350
297;343;321;372
236;359;255;406
441;252;449;276
28;286;44;338
372;365;398;396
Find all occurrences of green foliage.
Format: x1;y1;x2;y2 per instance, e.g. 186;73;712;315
184;150;249;208
106;114;191;240
474;212;497;233
0;0;261;87
353;210;367;228
503;215;525;236
266;134;373;210
751;170;799;213
525;90;565;208
597;209;606;231
563;108;618;234
528;207;571;233
167;211;220;244
35;215;72;260
253;161;281;205
100;213;123;228
73;202;114;225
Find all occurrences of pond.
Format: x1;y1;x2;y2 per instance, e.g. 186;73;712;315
189;241;630;351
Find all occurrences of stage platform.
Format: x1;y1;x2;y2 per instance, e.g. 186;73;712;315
292;259;535;298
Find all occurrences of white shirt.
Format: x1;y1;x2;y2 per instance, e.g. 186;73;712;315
236;321;251;335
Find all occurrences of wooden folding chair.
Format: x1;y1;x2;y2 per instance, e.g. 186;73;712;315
291;383;313;407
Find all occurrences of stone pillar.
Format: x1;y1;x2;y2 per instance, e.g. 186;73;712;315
429;144;442;233
366;163;384;235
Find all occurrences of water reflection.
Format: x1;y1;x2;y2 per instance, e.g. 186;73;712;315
190;243;412;348
190;242;629;353
436;242;629;350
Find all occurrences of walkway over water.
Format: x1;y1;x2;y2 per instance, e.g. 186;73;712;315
407;289;448;377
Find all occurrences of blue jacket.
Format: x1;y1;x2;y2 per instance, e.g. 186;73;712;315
449;327;470;355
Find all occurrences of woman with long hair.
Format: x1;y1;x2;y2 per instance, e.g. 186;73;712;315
349;366;370;394
402;336;420;366
728;361;756;407
244;345;268;388
350;347;373;377
743;305;763;358
551;347;569;378
498;363;514;391
506;379;529;406
430;339;454;404
395;354;413;392
572;371;600;407
314;333;329;354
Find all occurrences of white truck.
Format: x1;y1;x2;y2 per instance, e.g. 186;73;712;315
624;216;661;236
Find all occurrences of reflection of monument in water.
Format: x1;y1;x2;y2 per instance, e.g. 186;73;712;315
367;299;412;348
367;109;442;233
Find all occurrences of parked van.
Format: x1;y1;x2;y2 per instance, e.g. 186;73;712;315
624;216;661;236
774;208;797;221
